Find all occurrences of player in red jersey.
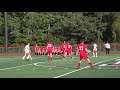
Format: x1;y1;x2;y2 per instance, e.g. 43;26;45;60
59;41;67;59
42;47;46;56
34;44;39;55
63;41;73;59
46;42;53;61
61;41;67;54
77;40;93;69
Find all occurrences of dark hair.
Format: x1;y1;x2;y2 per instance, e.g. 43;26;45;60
80;39;84;43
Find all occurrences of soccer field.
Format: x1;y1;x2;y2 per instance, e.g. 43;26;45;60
0;54;120;78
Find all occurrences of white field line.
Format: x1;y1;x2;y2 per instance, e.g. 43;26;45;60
0;58;63;70
0;64;33;70
0;56;112;71
54;57;120;78
0;56;94;70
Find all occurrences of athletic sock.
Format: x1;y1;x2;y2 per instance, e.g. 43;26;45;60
78;62;81;68
48;56;50;60
89;62;93;67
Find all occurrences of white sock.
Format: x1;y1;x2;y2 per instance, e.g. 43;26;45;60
22;55;26;60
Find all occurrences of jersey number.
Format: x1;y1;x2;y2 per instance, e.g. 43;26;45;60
79;46;83;50
68;45;71;48
48;44;52;47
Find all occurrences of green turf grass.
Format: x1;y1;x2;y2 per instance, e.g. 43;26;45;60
0;54;119;78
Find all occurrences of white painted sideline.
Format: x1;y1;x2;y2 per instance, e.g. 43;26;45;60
54;57;120;78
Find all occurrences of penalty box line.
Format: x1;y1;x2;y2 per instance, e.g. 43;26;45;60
54;57;120;78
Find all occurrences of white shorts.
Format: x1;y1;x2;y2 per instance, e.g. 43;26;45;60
93;49;97;51
25;50;30;54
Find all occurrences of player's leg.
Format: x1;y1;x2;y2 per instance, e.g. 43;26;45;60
106;48;108;54
27;53;32;60
47;52;50;61
93;50;95;57
86;58;93;68
95;51;97;57
69;52;72;59
47;50;52;61
83;53;93;68
22;53;26;60
50;52;52;61
63;51;67;60
78;55;82;69
108;49;110;54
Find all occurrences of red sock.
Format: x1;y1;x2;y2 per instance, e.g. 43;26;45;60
62;55;66;59
89;62;93;67
59;54;63;57
78;63;81;68
50;56;52;61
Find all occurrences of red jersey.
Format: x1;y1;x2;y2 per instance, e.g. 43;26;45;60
61;43;67;51
47;42;53;48
78;43;87;54
35;44;39;52
66;43;72;51
46;42;53;51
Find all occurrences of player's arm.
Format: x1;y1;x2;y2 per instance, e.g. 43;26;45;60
77;46;80;51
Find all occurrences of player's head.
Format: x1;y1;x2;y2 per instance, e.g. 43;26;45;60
80;39;84;44
63;41;66;44
28;43;30;45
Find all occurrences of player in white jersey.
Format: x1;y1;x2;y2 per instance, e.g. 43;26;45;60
104;42;110;54
93;42;97;57
22;43;32;60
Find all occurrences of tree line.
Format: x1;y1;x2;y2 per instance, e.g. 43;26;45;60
0;12;120;46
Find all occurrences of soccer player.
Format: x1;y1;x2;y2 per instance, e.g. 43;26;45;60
22;43;32;60
77;40;93;69
93;42;97;57
46;41;53;61
60;41;67;59
63;41;73;59
43;47;46;56
34;44;39;55
104;42;111;54
61;41;66;54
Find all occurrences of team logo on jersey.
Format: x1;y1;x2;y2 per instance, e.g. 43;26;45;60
99;59;120;66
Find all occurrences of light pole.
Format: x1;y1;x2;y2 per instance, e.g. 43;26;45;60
4;12;8;53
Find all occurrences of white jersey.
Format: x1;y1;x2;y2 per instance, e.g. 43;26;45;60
24;45;30;53
93;43;97;51
104;43;110;49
